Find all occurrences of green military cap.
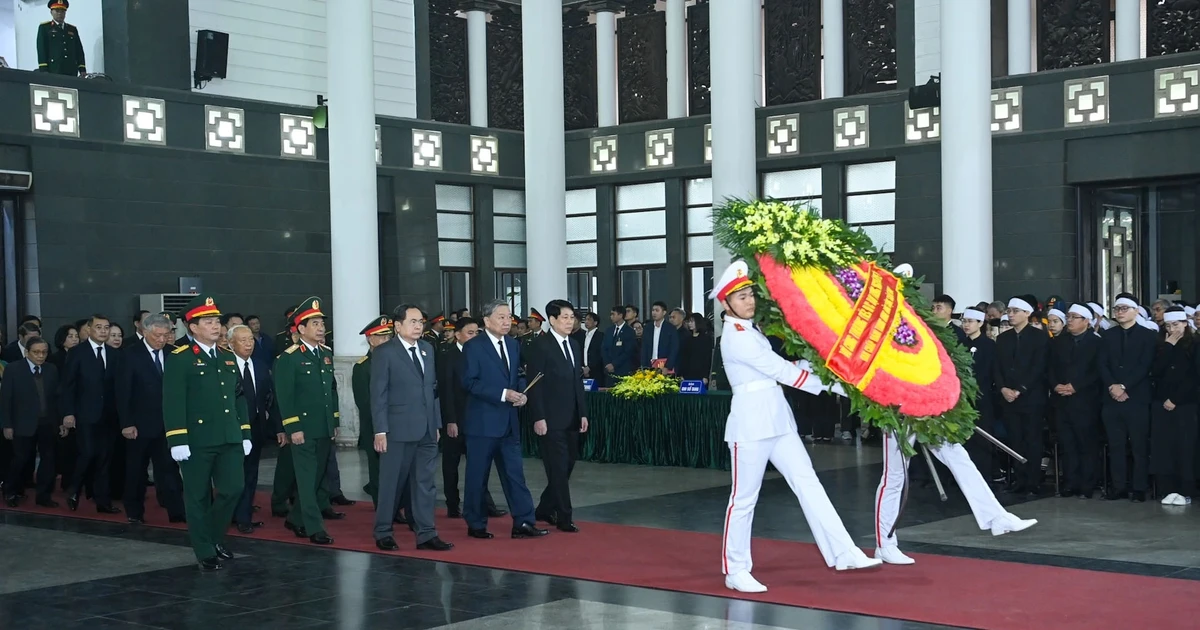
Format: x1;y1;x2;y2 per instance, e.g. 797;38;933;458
359;315;393;336
182;295;222;322
292;296;325;326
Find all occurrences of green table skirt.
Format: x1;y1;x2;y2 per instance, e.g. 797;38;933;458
518;392;732;470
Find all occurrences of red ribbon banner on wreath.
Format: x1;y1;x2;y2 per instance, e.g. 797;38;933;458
823;263;900;386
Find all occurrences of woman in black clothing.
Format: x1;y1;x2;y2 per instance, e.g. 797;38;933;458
49;324;79;370
677;312;714;382
1150;308;1197;506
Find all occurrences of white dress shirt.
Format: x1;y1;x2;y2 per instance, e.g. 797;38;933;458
144;338;166;371
583;328;597;366
652;321;664;359
235;354;256;390
194;340;217;358
88;338;107;368
398;337;424;372
549;329;574;365
18;341;27;359
484;329;511;401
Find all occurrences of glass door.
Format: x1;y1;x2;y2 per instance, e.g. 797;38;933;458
1095;188;1141;309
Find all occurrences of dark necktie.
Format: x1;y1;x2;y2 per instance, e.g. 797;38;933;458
154;349;163;373
562;339;573;366
409;346;424;378
498;340;509;375
242;361;257;415
96;345;104;370
33;366;46;418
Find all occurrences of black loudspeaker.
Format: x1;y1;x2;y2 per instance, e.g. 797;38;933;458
194;29;230;88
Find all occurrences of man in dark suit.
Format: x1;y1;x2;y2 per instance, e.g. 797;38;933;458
461;299;548;540
601;305;637;386
1;322;41;363
115;314;185;523
527;300;589;532
61;314;122;513
2;337;63;507
993;298;1049;497
1097;294;1158;501
229;323;282;533
1050;304;1103;498
369;304;452;552
579;312;604;382
246;315;275;366
641;301;680;371
437;317;502;518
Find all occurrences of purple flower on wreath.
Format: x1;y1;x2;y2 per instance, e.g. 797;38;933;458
834;267;864;300
894;320;917;346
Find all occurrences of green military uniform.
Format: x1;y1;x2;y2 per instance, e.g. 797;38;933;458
275;297;339;541
269;313;297;515
162;295;250;569
37;2;85;77
353;315;394;505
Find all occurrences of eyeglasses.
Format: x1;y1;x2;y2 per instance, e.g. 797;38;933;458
1113;306;1134;313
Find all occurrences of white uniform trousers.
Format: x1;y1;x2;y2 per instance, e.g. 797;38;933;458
722;431;859;574
874;432;1008;549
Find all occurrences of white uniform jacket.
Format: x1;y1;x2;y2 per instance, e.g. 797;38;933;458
720;315;838;443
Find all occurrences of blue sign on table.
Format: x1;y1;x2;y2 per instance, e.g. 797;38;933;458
679;380;707;395
582;378;597;391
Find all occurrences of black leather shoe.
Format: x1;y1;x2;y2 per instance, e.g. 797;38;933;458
36;499;59;508
535;512;559;526
1130;491;1146;503
236;523;255;534
417;536;454;551
126;517;145;524
467;528;494;539
214;544;234;560
446;507;462;518
557;522;580;533
376;537;399;551
249;520;264;528
487;506;509;518
512;523;549;538
198;557;223;572
97;505;122;515
309;532;334;545
284;521;309;538
67;494;79;511
330;495;356;506
321;509;346;520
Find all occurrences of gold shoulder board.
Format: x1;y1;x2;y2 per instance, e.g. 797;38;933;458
356;356;368;364
284;345;299;354
172;345;189;354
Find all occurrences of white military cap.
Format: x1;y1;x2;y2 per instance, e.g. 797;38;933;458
709;260;754;302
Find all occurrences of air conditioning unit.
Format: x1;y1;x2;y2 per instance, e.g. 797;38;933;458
140;293;195;338
0;170;33;191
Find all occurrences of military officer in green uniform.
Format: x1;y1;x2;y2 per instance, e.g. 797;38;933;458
269;315;299;516
423;313;445;348
275;297;340;544
37;1;86;77
353;315;393;506
163;295;251;572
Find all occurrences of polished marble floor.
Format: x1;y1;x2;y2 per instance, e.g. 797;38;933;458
2;439;1197;629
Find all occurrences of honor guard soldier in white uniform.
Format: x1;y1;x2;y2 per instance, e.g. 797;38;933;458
873;309;1038;566
713;261;881;594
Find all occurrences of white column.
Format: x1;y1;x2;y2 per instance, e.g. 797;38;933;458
822;0;844;98
465;6;491;126
752;0;764;106
666;0;687;117
1114;0;1141;62
1007;0;1031;74
710;0;758;319
939;0;992;306
594;6;618;126
523;0;567;313
327;0;380;444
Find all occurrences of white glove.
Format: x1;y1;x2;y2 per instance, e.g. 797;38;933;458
242;439;253;456
171;445;191;462
829;382;848;398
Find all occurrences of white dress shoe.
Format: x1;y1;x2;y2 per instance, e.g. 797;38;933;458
1173;495;1192;506
835;549;884;571
990;513;1038;536
1161;493;1181;505
724;570;768;593
874;546;915;565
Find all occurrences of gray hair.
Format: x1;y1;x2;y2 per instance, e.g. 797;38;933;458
143;314;172;331
226;323;251;340
1152;298;1173;310
480;299;509;319
988;301;1005;313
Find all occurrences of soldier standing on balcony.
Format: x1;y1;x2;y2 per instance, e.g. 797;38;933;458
37;1;87;77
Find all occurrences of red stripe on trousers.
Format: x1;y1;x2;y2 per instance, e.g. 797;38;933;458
722;442;738;574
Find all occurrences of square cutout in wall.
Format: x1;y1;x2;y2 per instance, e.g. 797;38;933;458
471;134;499;174
280;114;317;159
205;105;245;153
833;105;869;150
413;129;443;170
765;113;799;156
644;128;674;168
30;84;79;137
1154;64;1200;118
904;104;940;143
590;135;618;173
1064;76;1109;127
123;95;166;145
990;87;1022;133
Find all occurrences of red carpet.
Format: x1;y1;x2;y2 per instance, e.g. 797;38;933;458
4;492;1197;630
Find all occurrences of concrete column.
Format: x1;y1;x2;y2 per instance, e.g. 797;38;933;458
752;0;764;105
327;0;381;445
1114;0;1141;62
462;1;497;126
822;0;844;98
592;3;619;126
710;0;758;321
666;0;687;117
523;0;568;312
939;0;992;306
1007;0;1031;74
